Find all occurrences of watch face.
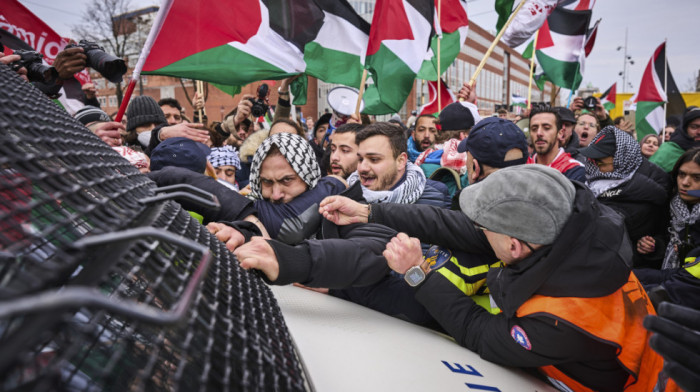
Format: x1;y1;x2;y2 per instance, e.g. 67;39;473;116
405;266;426;287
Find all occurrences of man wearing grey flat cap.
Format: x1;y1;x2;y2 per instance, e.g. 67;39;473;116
329;165;667;391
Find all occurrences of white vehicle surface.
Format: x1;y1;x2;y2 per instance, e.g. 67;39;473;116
273;285;556;391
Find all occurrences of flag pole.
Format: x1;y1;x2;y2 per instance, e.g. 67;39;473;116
196;80;204;121
468;0;527;88
355;69;368;118
114;0;175;123
663;38;668;142
437;0;442;113
527;32;539;110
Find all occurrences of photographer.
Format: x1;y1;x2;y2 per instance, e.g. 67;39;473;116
0;54;28;81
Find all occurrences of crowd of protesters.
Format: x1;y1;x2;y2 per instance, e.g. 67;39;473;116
3;46;699;392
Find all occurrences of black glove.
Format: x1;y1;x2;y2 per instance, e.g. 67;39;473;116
643;302;700;391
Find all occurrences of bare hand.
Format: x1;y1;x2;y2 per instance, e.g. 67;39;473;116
293;283;329;294
637;236;656;255
319;195;369;225
570;97;584;111
1;54;28;81
53;47;87;79
347;114;361;124
617;118;634;133
278;75;300;92
207;222;246;252
192;91;205;111
457;82;477;103
81;82;97;99
383;233;423;274
593;97;608;120
235;94;254;126
234;237;279;281
160;122;210;144
92;121;124;147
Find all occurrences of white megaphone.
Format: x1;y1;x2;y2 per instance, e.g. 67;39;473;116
327;86;364;132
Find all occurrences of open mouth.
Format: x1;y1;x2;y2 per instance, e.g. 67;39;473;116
420;140;432;148
360;174;376;187
581;131;589;139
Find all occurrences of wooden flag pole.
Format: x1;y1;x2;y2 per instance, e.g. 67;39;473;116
527;31;539;110
196;80;204;121
355;69;368;118
437;0;442;112
468;0;527;88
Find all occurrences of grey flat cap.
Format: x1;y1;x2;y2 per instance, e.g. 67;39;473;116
459;165;576;245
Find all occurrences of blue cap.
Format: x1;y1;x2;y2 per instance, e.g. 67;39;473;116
150;137;211;173
458;117;528;168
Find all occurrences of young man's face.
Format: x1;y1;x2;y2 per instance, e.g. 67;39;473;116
329;132;359;179
413;116;438;151
161;104;182;125
259;154;308;204
530;113;560;156
215;165;237;185
357;135;406;191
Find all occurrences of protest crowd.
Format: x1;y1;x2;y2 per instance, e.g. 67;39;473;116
2;0;699;391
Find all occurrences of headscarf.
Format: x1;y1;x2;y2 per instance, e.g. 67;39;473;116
249;133;321;199
585;126;643;196
208;145;241;170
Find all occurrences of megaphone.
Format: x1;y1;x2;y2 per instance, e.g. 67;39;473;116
326;87;363;136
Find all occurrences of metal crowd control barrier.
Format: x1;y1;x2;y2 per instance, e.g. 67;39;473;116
0;64;307;391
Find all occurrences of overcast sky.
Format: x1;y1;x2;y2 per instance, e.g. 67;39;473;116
18;0;700;95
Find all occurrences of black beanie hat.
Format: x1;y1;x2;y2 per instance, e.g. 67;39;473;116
126;96;167;132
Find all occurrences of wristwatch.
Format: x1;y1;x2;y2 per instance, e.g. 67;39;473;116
404;245;452;287
404;262;431;287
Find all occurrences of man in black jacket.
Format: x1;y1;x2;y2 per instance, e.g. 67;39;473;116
320;165;665;392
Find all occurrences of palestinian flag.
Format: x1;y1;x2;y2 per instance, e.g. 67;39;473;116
583;18;600;57
535;6;591;91
599;82;616;111
417;0;469;81
418;79;455;116
497;0;558;48
511;94;528;108
363;0;434;115
633;42;686;140
142;0;369;97
522;39;534;59
304;0;370;88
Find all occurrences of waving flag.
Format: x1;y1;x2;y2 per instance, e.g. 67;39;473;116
419;79;455;116
534;5;591;91
142;0;369;96
633;42;686;140
599;82;616;111
511;94;528;108
583;18;600;57
417;0;468;81
496;0;558;48
363;0;434;114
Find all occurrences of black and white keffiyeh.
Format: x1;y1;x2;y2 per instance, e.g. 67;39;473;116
585;126;643;197
662;194;700;269
347;162;426;204
208;146;241;169
249;133;321;200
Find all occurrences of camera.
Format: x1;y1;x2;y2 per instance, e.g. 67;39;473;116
10;50;57;83
248;83;270;118
583;96;598;111
65;40;126;83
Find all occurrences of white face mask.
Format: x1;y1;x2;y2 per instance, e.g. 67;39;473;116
137;130;152;147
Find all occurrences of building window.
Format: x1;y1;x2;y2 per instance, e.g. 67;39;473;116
141;75;148;85
98;96;107;106
108;96;118;107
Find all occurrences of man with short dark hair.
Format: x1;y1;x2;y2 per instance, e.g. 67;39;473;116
352;123;449;206
158;98;184;125
407;115;438;162
527;107;585;182
329;123;365;179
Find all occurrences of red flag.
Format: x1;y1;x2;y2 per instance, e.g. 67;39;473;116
419;79;455;116
584;18;600;57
